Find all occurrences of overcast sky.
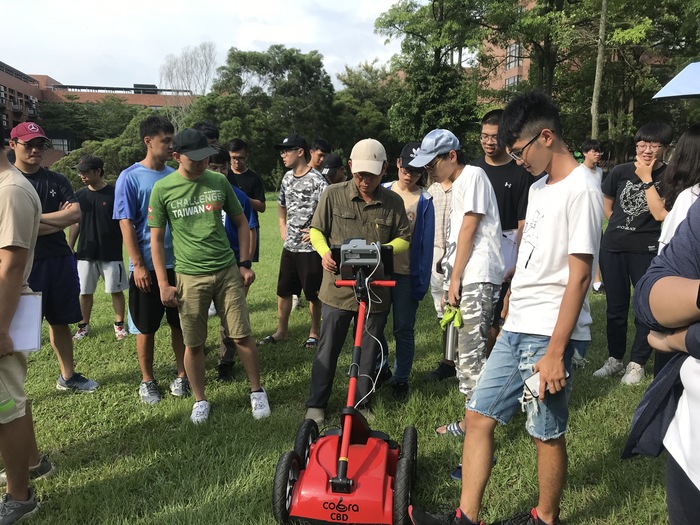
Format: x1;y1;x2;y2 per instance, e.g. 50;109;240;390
5;0;403;90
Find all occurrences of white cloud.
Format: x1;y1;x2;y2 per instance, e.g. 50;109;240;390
9;0;402;89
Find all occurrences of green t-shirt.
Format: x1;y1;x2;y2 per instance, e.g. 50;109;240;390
148;169;243;275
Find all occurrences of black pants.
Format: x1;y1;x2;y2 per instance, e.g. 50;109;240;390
599;250;655;365
667;454;700;524
306;303;388;410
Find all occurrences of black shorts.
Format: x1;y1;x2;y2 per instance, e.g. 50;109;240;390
28;255;82;326
128;269;181;335
276;249;323;300
491;281;510;329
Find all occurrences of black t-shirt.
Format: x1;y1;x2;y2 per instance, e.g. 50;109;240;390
601;161;666;253
75;185;123;261
21;167;75;259
473;156;531;230
230;169;265;214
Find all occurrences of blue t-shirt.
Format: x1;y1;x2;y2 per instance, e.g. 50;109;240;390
113;162;175;270
224;185;258;262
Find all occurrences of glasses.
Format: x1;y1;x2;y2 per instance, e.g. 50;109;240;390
230;156;247;163
401;167;423;177
424;154;447;171
280;149;301;157
16;140;50;151
508;130;542;162
636;142;663;153
480;134;498;144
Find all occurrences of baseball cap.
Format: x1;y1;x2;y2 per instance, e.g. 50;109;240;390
349;139;386;175
10;122;48;143
409;129;461;168
172;128;218;161
399;142;423;168
320;153;343;177
274;134;308;151
74;154;104;172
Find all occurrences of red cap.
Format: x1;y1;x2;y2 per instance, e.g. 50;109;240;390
10;122;48;142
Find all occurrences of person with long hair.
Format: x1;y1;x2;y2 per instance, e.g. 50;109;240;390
658;123;700;252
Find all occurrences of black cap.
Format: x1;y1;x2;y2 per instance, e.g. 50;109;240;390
320;153;343;177
74;154;104;172
399;142;423;168
173;128;218;161
274;134;308;151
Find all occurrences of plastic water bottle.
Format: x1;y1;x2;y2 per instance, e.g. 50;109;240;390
0;376;16;414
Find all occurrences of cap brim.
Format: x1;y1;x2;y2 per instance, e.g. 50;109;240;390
350;159;384;176
181;146;218;162
274;143;302;150
409;153;437;168
15;133;49;142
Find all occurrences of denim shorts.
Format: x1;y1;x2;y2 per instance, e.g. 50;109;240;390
466;330;589;441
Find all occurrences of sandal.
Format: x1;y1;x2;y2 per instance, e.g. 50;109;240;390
303;337;318;349
435;420;465;437
258;335;278;346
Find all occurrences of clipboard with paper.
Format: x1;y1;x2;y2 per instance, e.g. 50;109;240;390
9;293;42;352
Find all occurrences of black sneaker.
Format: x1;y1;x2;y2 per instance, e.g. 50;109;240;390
0;487;39;524
424;362;456;382
493;508;561;525
409;506;482;525
217;362;234;382
376;367;393;388
390;380;409;401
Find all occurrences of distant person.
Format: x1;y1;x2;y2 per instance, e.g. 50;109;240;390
593;122;672;385
409;91;603;525
308;138;331;171
0;124;46;524
113;116;187;405
473;109;531;354
259;134;326;348
68;155;128;341
10;122;98;393
319;153;348;184
305;138;410;425
192;121;219;145
149;128;271;423
580;139;605;294
376;142;434;400
208;145;259;382
227;138;265;262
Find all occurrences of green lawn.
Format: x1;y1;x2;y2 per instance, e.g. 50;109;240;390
22;192;667;524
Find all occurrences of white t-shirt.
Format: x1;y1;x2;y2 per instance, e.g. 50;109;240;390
504;165;603;339
442;165;504;288
582;164;603;186
658;184;700;253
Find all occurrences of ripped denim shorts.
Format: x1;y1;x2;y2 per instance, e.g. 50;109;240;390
466;330;589;441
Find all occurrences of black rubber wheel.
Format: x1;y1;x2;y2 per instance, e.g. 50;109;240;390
400;425;418;481
272;451;301;524
393;457;413;525
293;418;319;468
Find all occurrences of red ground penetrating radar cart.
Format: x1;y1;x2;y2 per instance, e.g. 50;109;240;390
272;240;417;525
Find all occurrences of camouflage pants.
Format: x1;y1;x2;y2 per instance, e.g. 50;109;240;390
456;282;500;398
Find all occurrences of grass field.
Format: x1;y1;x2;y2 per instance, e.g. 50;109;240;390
21;192;668;524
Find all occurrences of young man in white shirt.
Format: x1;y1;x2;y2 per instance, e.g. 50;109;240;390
409;92;603;525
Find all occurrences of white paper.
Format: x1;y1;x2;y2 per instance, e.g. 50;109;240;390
10;293;42;352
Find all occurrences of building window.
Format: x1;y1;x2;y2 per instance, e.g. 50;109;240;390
50;139;70;153
506;44;522;70
504;75;521;89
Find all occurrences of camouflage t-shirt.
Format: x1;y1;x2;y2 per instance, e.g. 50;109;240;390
278;168;327;252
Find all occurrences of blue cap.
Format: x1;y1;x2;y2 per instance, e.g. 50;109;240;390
409;129;461;168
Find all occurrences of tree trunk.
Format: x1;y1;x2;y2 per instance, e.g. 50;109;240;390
590;0;608;139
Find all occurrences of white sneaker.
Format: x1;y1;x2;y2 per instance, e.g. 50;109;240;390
190;400;210;424
73;324;90;340
208;301;217;317
592;357;624;378
251;388;271;419
572;348;587;369
620;362;645;385
114;323;128;340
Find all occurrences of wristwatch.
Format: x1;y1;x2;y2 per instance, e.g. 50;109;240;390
237;260;252;269
641;181;656;190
